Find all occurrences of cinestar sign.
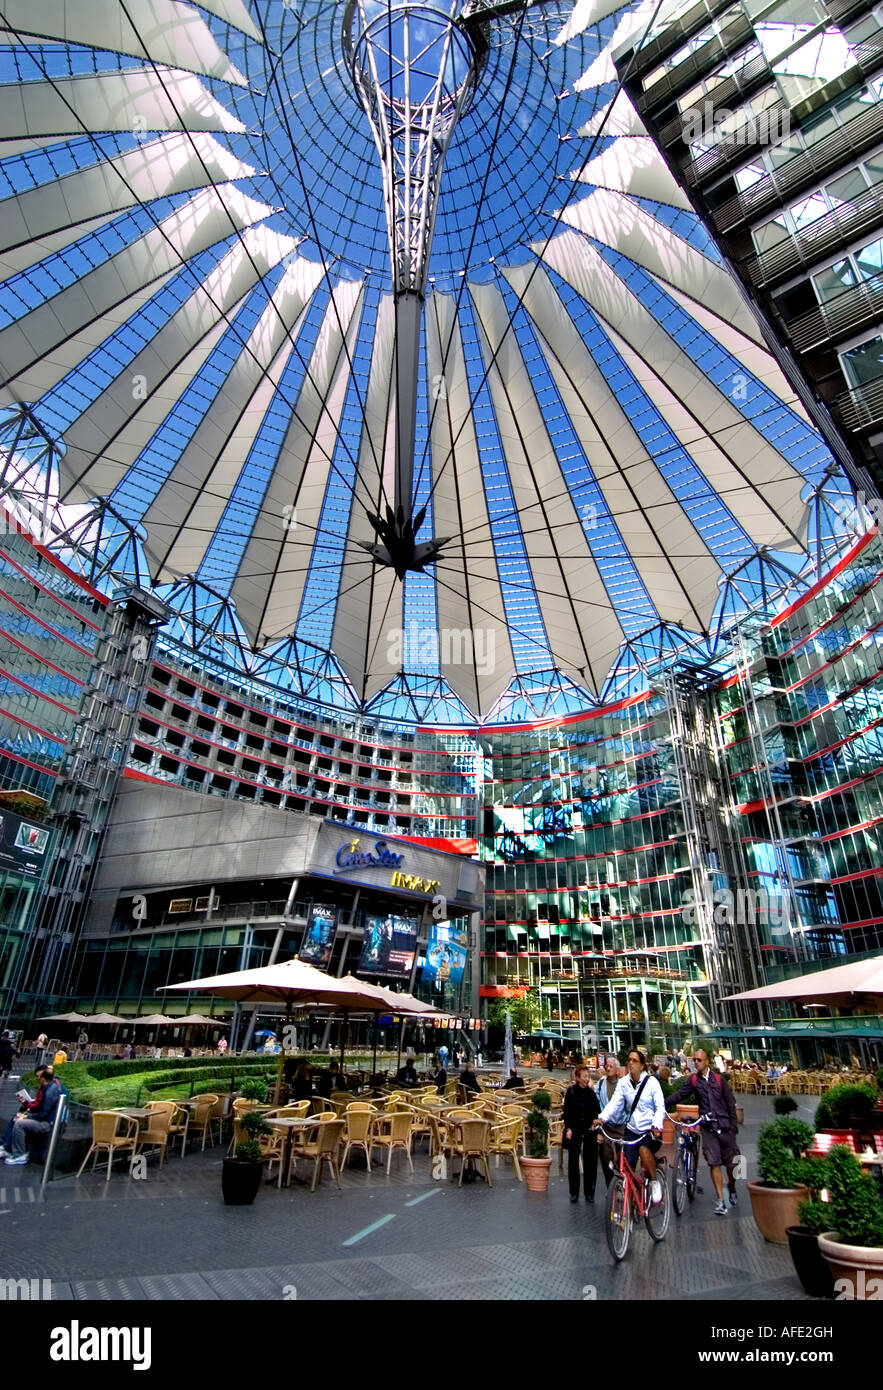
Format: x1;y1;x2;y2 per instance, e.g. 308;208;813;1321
333;838;404;873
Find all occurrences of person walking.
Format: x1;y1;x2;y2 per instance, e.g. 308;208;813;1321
595;1057;621;1188
0;1032;19;1079
35;1032;48;1069
563;1064;601;1203
665;1047;740;1215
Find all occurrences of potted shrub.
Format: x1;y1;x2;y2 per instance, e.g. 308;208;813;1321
521;1089;552;1192
815;1082;877;1131
222;1112;273;1206
237;1076;269;1104
817;1144;883;1297
773;1095;798;1116
788;1187;835;1299
748;1117;814;1244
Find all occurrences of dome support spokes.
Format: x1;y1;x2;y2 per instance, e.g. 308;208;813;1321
343;0;482;568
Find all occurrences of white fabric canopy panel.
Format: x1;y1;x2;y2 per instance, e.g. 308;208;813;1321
2;183;272;412
0;132;255;279
0;69;245;162
539;229;810;554
143;255;326;582
502;260;722;632
232;278;366;647
59;225;305;508
0;0;247;85
426;291;517;713
469;279;626;694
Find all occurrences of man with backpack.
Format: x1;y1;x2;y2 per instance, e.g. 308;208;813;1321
665;1047;740;1215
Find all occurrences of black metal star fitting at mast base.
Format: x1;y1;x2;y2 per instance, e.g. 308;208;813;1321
342;0;547;577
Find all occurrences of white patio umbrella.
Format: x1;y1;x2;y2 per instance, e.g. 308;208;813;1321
162;958;402;1097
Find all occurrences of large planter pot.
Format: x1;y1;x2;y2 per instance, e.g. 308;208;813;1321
748;1181;809;1244
222;1157;263;1206
521;1156;552;1192
818;1232;883;1298
786;1226;835;1298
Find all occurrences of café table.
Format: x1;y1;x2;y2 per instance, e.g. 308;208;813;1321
111;1106;152;1130
266;1117;323;1188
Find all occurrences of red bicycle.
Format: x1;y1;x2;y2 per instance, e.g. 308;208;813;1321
598;1126;670;1261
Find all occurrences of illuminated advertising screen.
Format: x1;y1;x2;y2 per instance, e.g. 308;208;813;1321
423;922;468;986
358;912;417;977
299;903;338;969
0;811;53;879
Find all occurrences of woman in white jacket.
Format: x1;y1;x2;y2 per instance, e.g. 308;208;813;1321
593;1047;666;1204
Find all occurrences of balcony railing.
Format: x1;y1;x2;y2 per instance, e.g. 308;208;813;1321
790;269;883;352
744;182;883;286
621;0;738;76
712;97;883;232
835;372;883;430
658;48;771;148
634;11;756;109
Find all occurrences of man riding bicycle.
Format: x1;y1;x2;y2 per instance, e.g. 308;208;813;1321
593;1048;666;1206
665;1047;740;1215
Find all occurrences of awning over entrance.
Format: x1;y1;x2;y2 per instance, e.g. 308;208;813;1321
723;956;883;1003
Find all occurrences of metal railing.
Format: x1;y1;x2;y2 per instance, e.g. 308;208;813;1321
744;182;883;286
712;97;883;230
836;372;883;430
790;269;883;352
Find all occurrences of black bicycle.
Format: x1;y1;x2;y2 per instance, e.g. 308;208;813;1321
670;1112;710;1216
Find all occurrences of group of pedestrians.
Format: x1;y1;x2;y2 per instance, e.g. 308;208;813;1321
560;1046;741;1216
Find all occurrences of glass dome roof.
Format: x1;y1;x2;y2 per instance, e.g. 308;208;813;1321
0;0;859;724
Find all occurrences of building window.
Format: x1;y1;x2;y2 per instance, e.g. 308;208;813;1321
840;334;883;388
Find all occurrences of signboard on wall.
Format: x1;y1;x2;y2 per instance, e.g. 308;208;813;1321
358;912;418;977
0;810;53;879
423;922;468;986
299;903;338;969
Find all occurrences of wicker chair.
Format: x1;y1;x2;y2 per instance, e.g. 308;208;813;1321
77;1111;139;1181
137;1102;176;1167
488;1115;523;1181
294;1118;346;1191
342;1105;376;1169
182;1095;218;1155
370;1109;414;1173
448;1117;492;1187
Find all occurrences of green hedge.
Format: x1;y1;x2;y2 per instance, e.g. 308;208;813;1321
22;1057;275;1109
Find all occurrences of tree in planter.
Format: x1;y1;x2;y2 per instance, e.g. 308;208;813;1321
822;1145;883;1249
773;1095;798;1116
757;1118;815;1187
223;1112;274;1206
815;1082;877;1130
238;1077;269;1103
750;1117;818;1244
527;1089;551;1158
486;991;541;1039
237;1110;274;1155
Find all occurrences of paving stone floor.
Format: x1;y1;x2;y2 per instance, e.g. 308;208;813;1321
0;1080;823;1301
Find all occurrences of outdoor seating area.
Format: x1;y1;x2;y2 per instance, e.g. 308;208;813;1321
69;1066;566;1191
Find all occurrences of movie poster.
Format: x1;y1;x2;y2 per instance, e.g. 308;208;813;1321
423;922;469;986
358;912;418;977
299;903;338;969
